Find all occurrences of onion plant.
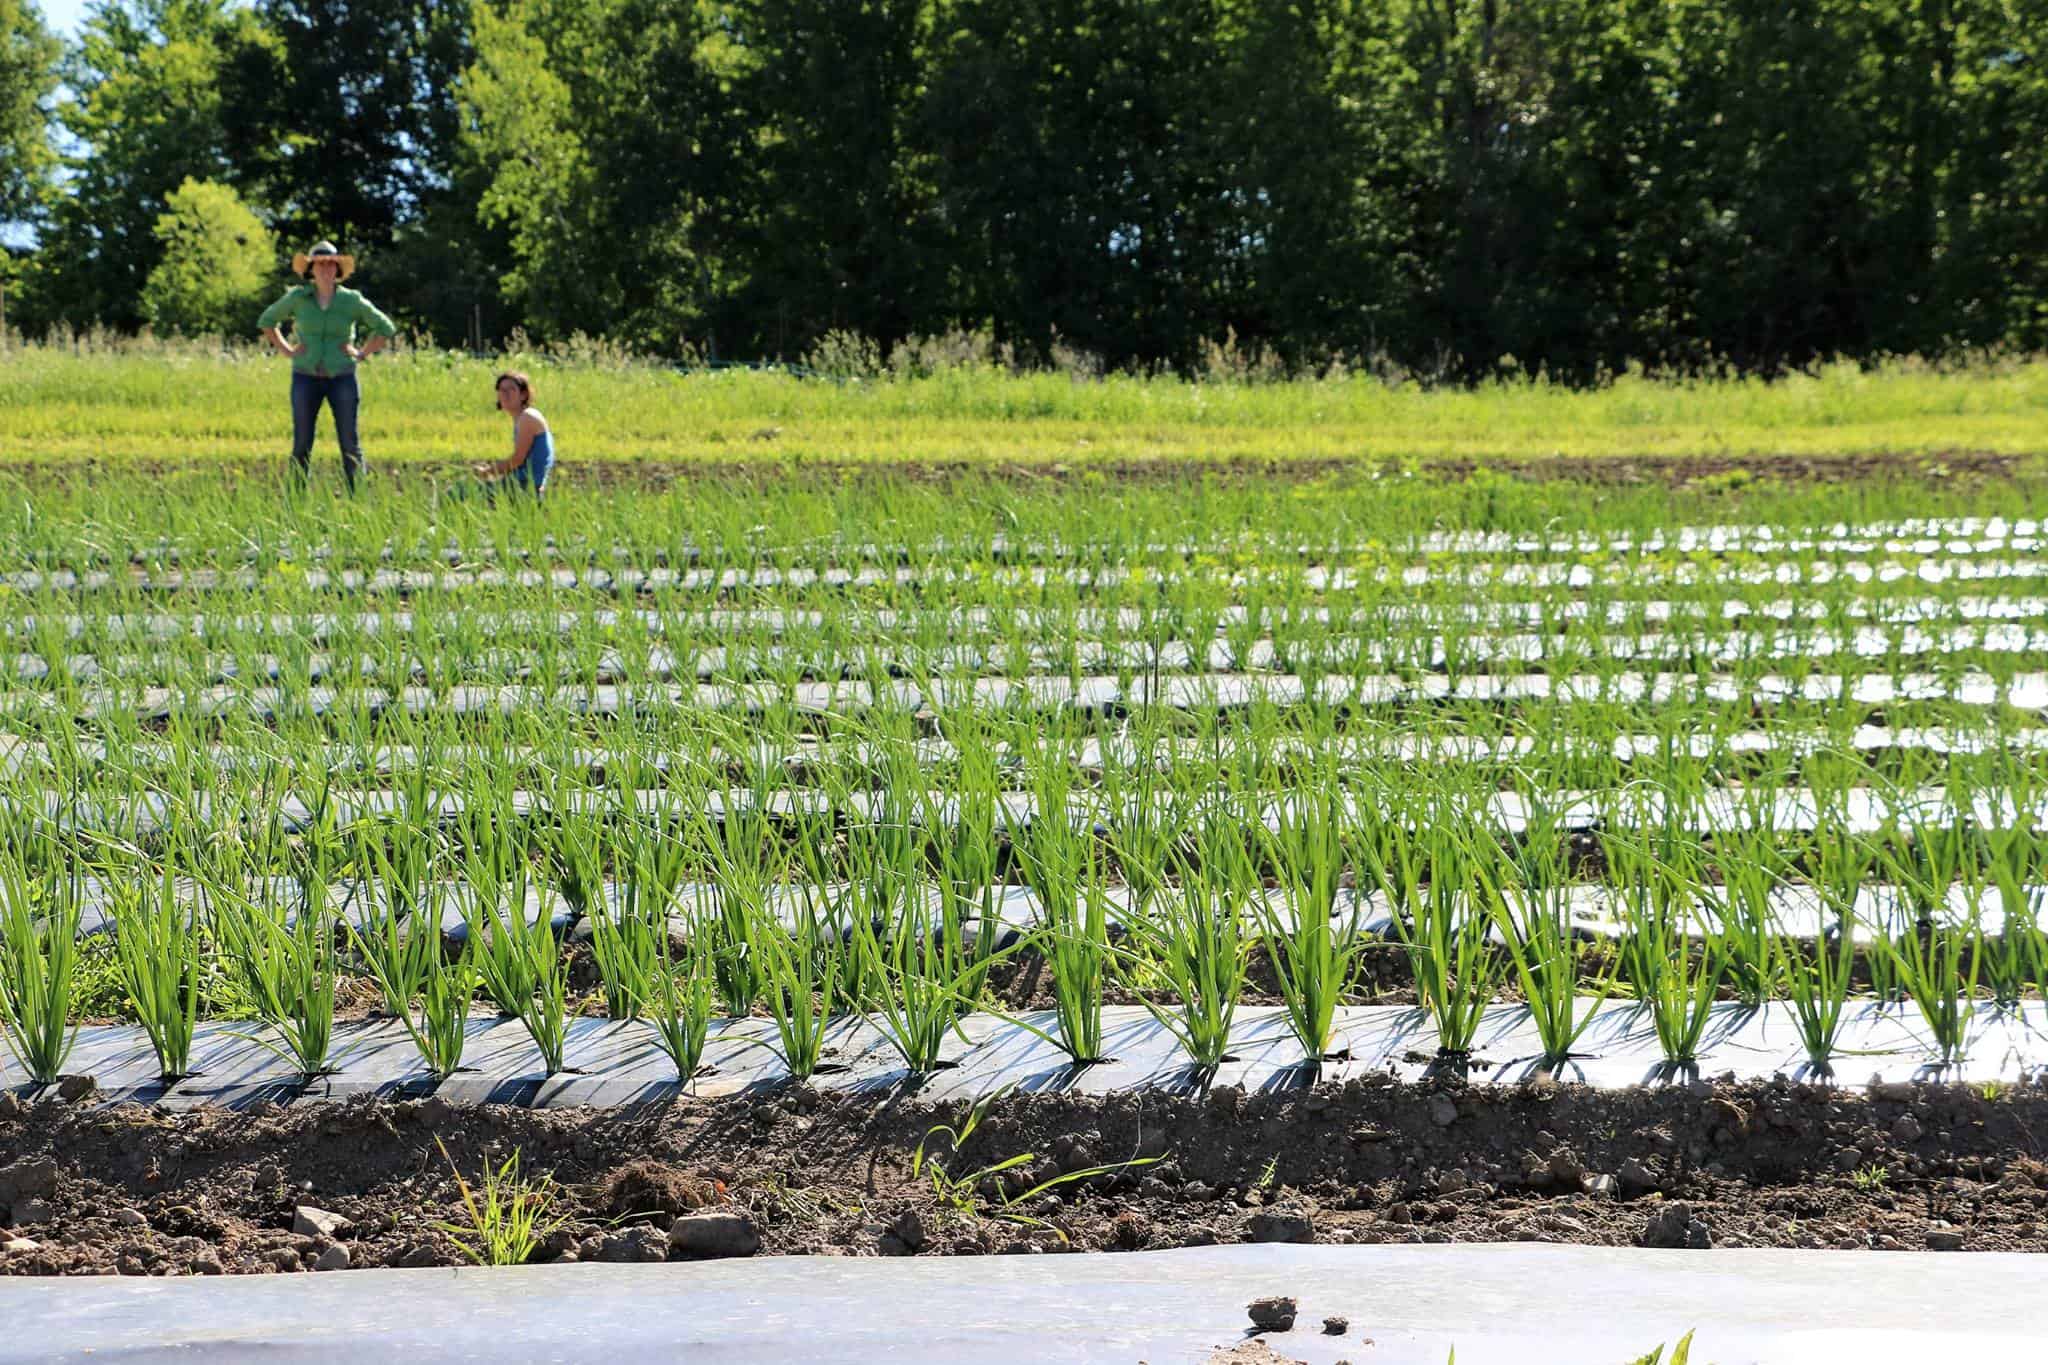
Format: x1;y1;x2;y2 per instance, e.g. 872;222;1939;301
649;923;714;1082
452;800;568;1075
1361;785;1505;1063
344;812;442;1022
1778;912;1856;1075
104;844;201;1082
0;818;81;1085
1875;781;1983;1063
1123;808;1253;1076
1256;763;1369;1064
565;807;681;1022
1013;757;1112;1065
204;796;344;1079
1976;754;2047;1007
1611;815;1724;1068
1487;783;1611;1069
745;900;843;1082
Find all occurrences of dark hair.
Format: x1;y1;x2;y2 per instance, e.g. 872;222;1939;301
494;371;533;410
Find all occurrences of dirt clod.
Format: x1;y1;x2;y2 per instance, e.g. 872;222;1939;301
1322;1315;1349;1335
600;1161;718;1220
1616;1158;1661;1197
0;1158;58;1210
591;1227;669;1263
669;1209;761;1259
292;1206;350;1240
1248;1207;1315;1244
1247;1295;1299;1332
886;1209;928;1254
1642;1202;1712;1250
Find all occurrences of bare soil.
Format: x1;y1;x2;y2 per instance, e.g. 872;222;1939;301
3;1074;2045;1276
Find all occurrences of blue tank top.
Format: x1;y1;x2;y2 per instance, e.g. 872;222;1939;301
513;427;554;491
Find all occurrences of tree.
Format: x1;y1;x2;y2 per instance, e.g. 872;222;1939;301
733;0;951;356
21;0;276;329
242;0;474;259
458;0;754;349
141;177;276;334
0;0;59;232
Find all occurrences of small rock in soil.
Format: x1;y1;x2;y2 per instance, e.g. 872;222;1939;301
1892;1116;1924;1143
1248;1207;1316;1244
1925;1227;1965;1251
1616;1158;1660;1197
1322;1315;1349;1335
265;1248;304;1273
1585;1174;1618;1198
1246;1296;1298;1332
1;1238;40;1255
113;1208;147;1228
11;1199;52;1226
293;1206;351;1240
669;1209;761;1259
592;1227;669;1263
313;1243;352;1272
1429;1096;1459;1127
887;1209;927;1253
1642;1202;1712;1250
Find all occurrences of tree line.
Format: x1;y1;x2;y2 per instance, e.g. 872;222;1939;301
2;0;2045;381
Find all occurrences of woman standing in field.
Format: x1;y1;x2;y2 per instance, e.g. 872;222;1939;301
471;370;555;500
256;241;399;492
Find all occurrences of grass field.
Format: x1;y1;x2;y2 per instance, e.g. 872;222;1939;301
5;339;2048;467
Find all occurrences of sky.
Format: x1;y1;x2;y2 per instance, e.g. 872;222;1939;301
38;0;91;37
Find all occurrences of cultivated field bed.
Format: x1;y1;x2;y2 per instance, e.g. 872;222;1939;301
4;462;2048;1276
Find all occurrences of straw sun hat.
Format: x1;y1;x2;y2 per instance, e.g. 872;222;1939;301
291;241;355;281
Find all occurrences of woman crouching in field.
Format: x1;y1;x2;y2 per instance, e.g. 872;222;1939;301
470;371;555;500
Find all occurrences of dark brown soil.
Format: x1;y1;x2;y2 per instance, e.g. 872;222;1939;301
3;1074;2044;1276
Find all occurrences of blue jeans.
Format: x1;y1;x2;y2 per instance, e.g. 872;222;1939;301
290;370;363;489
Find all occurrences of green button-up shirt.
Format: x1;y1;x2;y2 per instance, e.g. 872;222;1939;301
256;285;399;376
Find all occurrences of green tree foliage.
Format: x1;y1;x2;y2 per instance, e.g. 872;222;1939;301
732;0;949;357
240;0;473;248
18;0;2048;374
21;0;275;329
0;0;60;232
141;177;276;334
460;0;753;349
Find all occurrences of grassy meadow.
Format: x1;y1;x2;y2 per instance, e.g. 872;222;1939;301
4;336;2048;468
